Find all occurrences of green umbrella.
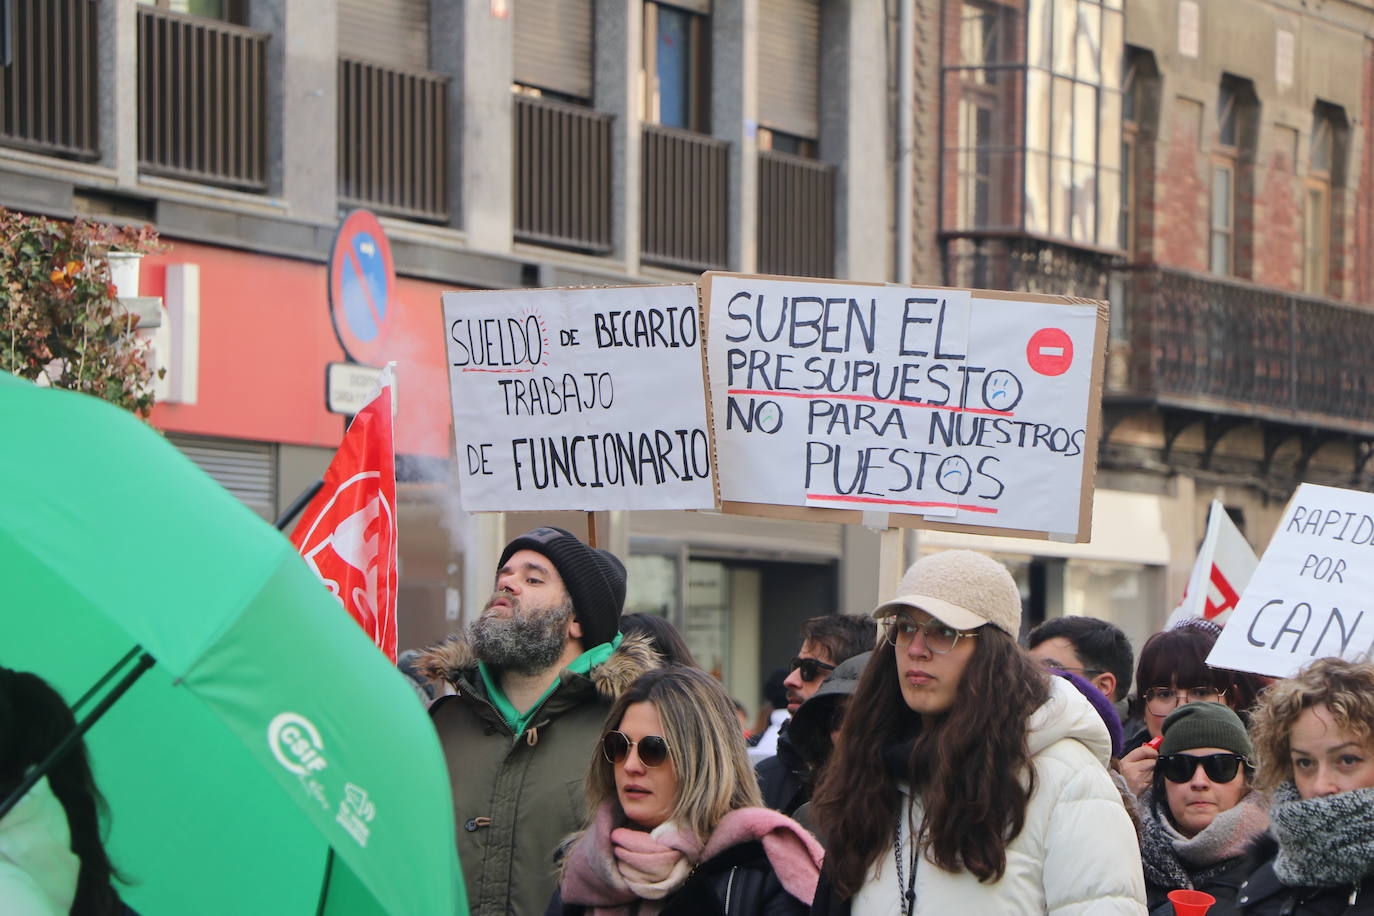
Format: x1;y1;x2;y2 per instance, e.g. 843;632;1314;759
0;374;467;916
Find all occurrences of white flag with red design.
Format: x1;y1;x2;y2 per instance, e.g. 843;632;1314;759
1166;499;1258;629
290;363;399;662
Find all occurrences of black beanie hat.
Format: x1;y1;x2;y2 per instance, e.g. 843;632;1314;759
498;526;627;650
1159;702;1253;760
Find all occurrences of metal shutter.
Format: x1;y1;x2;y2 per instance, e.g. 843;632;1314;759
339;0;430;71
168;434;276;520
513;0;594;100
758;0;820;139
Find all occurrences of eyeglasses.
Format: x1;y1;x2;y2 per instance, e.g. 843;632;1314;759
1158;753;1246;784
1143;686;1227;716
602;731;671;768
790;656;837;683
880;615;979;655
1036;658;1104;678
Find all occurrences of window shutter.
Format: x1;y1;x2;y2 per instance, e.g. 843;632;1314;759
758;0;820;140
168;434;276;520
513;0;594;100
339;0;430;71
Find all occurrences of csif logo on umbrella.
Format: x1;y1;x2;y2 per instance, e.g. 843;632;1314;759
268;712;329;776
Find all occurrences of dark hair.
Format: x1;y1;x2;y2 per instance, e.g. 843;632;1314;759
0;669;125;915
800;614;878;666
762;668;788;709
1027;616;1135;701
811;627;1049;896
618;613;699;667
1131;627;1263;720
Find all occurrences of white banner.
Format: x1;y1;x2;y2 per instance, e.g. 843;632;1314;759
1209;483;1374;678
1166;499;1259;629
443;285;716;512
703;274;1103;538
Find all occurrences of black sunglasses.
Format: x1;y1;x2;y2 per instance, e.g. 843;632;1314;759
1158;753;1246;784
791;656;836;683
602;731;670;768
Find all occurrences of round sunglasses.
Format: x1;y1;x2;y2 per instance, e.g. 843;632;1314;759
1158;752;1246;784
602;730;671;768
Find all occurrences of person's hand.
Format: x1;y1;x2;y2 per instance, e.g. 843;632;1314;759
1120;741;1159;797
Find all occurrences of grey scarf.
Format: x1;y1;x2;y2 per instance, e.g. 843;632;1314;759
1140;788;1269;891
1271;781;1374;888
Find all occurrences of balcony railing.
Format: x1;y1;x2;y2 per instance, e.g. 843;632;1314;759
757;150;834;277
339;56;450;222
0;0;99;159
137;6;267;190
513;94;612;253
1112;267;1374;434
642;124;728;272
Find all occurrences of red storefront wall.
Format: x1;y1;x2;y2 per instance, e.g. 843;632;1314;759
142;239;461;458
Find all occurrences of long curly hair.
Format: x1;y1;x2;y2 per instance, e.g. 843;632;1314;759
0;668;125;915
810;626;1049;897
1250;657;1374;791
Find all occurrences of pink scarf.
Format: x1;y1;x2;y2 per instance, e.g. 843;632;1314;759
559;802;824;915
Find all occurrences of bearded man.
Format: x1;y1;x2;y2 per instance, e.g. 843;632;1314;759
419;527;658;916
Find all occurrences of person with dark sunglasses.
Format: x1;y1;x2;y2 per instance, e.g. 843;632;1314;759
550;667;823;915
1139;702;1268;915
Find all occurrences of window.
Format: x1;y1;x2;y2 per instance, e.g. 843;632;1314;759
136;0;246;23
1210;76;1258;277
643;1;710;133
1304;104;1348;296
1119;47;1156;256
947;0;1125;248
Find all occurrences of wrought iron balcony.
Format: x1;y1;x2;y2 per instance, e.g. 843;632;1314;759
513;94;611;253
641;124;728;272
339;56;450;222
757;150;834;278
137;6;267;190
0;0;99;160
1111;267;1374;436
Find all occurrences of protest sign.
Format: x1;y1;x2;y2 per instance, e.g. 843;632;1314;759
1165;499;1259;629
443;285;716;512
1208;483;1374;678
702;273;1106;540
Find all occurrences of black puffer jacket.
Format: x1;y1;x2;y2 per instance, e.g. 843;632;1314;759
545;840;808;916
755;731;809;817
1212;835;1374;916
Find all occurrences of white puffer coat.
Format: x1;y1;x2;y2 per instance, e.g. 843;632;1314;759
851;677;1147;915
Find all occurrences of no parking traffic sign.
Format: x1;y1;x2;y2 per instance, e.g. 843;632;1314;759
328;210;396;367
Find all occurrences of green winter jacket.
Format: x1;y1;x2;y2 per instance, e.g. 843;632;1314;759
420;633;660;916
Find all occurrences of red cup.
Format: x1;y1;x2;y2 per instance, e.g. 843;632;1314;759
1167;889;1216;916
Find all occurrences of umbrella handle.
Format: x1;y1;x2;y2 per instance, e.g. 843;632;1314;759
0;650;154;822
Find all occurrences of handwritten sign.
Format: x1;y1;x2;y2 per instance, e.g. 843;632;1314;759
443;285;716;512
703;273;1105;539
1208;483;1374;678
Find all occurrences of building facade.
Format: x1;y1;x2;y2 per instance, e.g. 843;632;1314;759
4;0;1372;709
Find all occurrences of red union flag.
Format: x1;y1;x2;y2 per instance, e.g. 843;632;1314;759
290;364;398;661
1167;499;1259;630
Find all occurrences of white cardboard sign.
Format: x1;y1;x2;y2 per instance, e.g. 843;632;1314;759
703;273;1102;538
1208;483;1374;678
443;285;716;512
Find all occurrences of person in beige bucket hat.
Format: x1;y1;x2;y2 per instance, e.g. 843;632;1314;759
806;550;1147;914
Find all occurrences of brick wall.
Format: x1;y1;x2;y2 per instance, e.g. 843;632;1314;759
1155;97;1208;272
1254;134;1300;290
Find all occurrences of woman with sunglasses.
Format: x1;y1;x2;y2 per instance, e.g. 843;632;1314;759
1120;623;1264;798
1138;703;1268;914
809;550;1145;914
1213;658;1374;915
549;666;824;915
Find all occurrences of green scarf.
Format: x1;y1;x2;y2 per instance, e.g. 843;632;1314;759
478;632;623;738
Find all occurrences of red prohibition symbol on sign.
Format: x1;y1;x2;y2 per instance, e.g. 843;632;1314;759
1026;327;1074;376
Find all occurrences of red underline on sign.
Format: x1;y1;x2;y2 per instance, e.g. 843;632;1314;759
727;389;1014;417
458;365;545;373
806;493;999;514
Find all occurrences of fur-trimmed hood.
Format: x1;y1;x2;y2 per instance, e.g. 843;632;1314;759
413;631;662;702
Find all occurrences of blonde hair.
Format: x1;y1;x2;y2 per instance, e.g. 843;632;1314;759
1250;657;1374;791
584;666;762;840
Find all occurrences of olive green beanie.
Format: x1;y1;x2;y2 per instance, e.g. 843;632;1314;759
1159;702;1253;760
